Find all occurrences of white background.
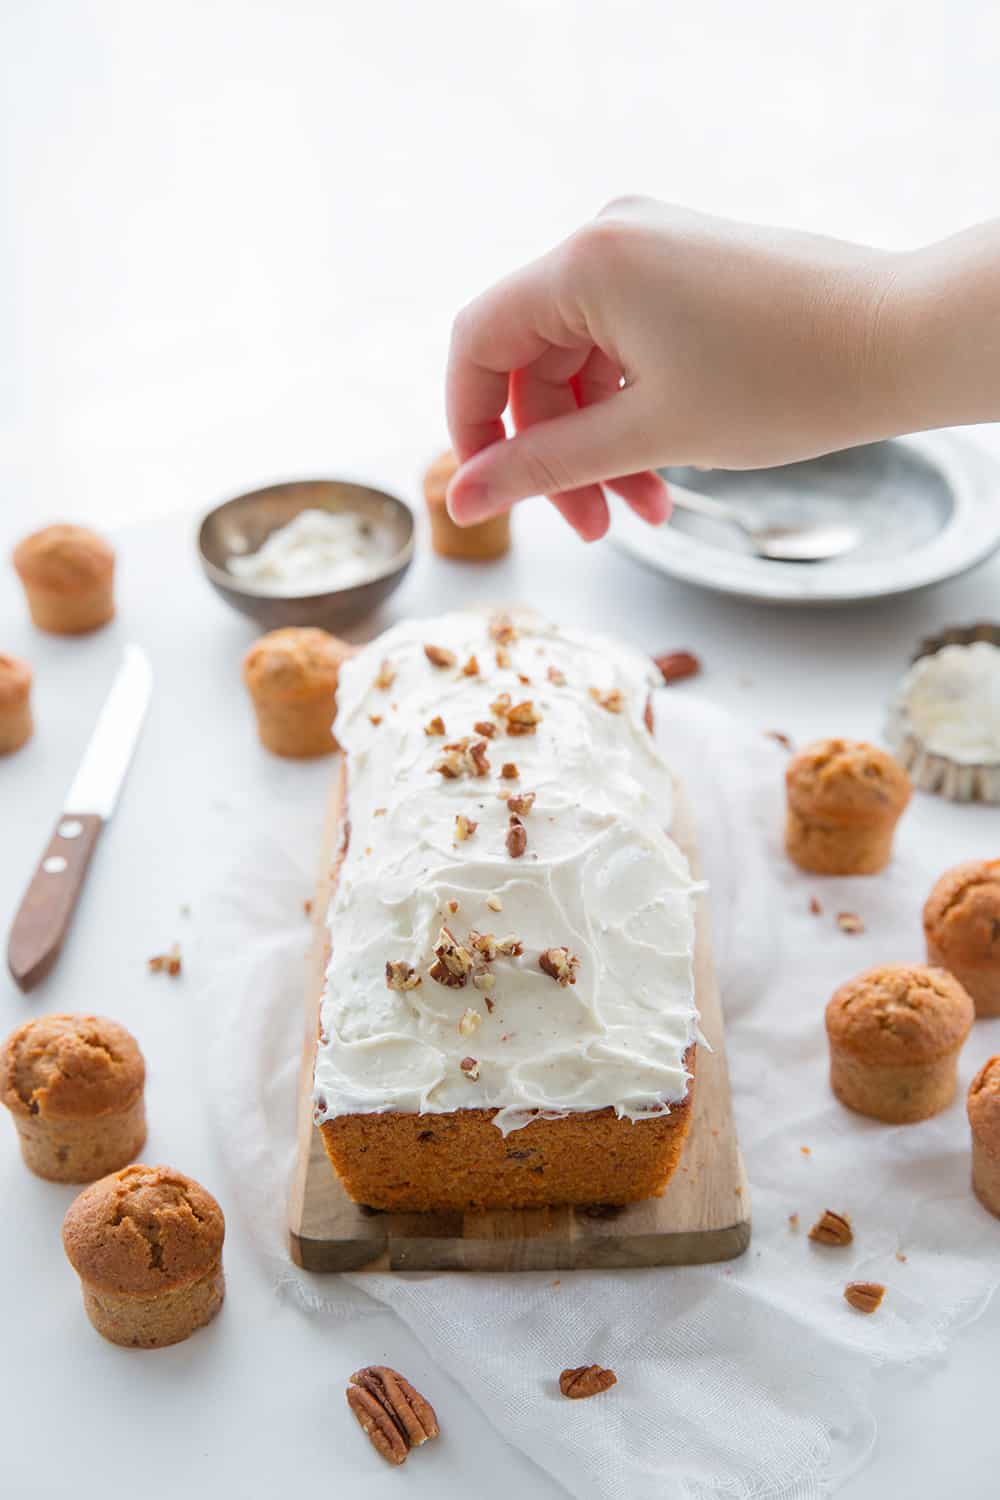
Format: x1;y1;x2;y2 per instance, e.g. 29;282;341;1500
2;3;1000;1495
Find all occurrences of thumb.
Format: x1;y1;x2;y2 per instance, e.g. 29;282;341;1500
446;387;655;523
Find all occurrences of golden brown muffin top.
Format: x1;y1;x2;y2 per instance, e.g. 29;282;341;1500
968;1055;1000;1150
242;626;350;703
923;859;1000;960
422;449;459;508
826;964;974;1064
62;1164;224;1295
0;653;32;707
787;738;911;822
1;1014;144;1120
12;524;115;590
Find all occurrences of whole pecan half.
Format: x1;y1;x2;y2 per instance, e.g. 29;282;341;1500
653;650;701;684
559;1364;617;1400
808;1209;853;1247
844;1281;885;1314
347;1366;440;1464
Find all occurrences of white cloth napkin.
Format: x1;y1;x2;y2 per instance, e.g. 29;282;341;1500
199;694;1000;1499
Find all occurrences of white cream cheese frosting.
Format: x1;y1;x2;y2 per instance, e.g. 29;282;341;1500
228;508;376;594
894;641;1000;764
313;610;700;1135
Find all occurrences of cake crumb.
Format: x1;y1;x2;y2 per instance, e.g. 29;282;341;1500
148;942;182;977
788;1213;800;1231
895;1249;908;1263
304;899;313;917
809;896;822;916
837;911;865;934
800;1145;811;1157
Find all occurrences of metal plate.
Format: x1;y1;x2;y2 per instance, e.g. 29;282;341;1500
610;433;1000;606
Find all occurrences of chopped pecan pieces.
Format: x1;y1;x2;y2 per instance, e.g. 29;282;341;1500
788;1213;800;1231
489;611;517;644
447;899;459;914
424;715;446;737
455;813;478;842
458;1007;481;1037
461;654;480;677
386;960;422;992
497;935;523;957
373;659;396;691
507;791;536;816
433;737;491;780
459;1056;480;1080
424;643;456;668
148;943;182;977
374;807;386;817
517;673;531;685
474;719;497;738
547;664;566;686
469;931;498;961
495;646;512;669
506;700;542;736
809;1209;853;1247
500;761;519;780
590;686;624;714
559;1365;617;1400
491;691;513;718
836;911;865;935
429;925;474;988
369;714;383;726
346;1366;439;1466
540;946;579;986
765;729;794;751
486;895;503;912
809;896;822;916
654;650;701;684
844;1281;885;1314
506;815;528;858
473;970;496;993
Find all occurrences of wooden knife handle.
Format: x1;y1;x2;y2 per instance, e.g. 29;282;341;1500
7;813;103;992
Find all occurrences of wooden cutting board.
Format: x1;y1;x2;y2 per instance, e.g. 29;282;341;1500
288;774;750;1272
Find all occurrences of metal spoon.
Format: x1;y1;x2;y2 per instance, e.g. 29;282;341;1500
668;481;861;562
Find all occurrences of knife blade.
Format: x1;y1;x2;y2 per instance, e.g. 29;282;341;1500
7;645;153;991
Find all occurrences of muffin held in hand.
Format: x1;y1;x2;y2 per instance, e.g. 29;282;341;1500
62;1164;225;1348
924;859;1000;1018
242;626;351;758
423;449;511;562
12;524;116;634
968;1057;1000;1218
0;653;33;754
785;738;911;876
825;964;974;1123
1;1014;146;1182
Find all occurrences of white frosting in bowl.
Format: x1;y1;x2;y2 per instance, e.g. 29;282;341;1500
228;508;377;594
314;611;700;1134
894;641;1000;764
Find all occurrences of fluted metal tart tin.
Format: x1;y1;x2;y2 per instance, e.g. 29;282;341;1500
887;622;1000;803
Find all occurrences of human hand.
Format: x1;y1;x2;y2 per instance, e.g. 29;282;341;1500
445;197;898;541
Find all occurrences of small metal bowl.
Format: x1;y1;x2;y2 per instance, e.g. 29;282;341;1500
197;478;415;632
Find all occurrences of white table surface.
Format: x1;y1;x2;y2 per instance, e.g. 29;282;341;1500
3;4;1000;1496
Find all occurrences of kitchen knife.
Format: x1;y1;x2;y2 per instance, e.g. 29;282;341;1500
7;644;153;992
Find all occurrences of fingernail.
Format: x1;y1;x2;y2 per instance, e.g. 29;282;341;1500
447;480;492;525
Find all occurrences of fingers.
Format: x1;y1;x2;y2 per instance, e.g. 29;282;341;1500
446;384;651;520
606;471;671;524
509;350;610;542
445;255;585;464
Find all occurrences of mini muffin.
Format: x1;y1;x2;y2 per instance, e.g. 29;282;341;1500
924;859;1000;1018
242;626;351;758
423;449;511;562
62;1164;225;1348
0;653;33;754
825;964;974;1123
0;1014;146;1181
12;523;116;634
967;1056;1000;1218
785;738;911;875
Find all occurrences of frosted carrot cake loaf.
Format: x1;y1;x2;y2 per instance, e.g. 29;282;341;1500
313;610;700;1210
